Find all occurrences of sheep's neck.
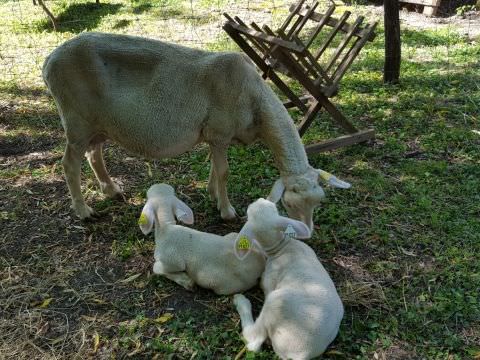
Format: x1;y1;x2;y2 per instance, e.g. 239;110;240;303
259;99;309;176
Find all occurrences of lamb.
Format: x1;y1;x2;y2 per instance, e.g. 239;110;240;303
139;183;265;295
232;198;344;360
42;32;350;225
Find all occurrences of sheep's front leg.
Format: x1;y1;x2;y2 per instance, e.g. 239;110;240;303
207;149;217;201
210;145;237;220
233;294;267;352
85;143;124;199
63;142;95;219
153;261;195;291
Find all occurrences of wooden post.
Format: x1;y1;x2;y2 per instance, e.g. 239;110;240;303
383;0;401;83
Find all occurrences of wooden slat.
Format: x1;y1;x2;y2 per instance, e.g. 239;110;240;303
279;0;306;33
298;100;323;136
223;22;308;113
223;19;305;54
291;1;319;37
270;46;358;133
283;95;312;109
305;129;375;153
313;11;351;61
332;22;378;83
232;16;270;57
290;4;375;40
325;16;364;74
304;4;336;49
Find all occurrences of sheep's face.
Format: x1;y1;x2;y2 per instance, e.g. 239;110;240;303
268;168;351;231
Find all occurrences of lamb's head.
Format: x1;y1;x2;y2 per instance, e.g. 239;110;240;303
138;183;194;235
234;198;311;259
268;167;351;231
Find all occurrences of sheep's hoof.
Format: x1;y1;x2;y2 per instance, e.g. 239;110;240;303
221;206;238;221
73;203;96;220
102;182;124;200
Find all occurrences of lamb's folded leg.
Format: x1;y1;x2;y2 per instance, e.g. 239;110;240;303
153;261;195;291
233;294;267;352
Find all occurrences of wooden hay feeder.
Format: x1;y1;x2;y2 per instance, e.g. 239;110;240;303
223;0;378;153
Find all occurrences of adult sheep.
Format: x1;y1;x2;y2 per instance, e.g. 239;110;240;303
43;32;350;227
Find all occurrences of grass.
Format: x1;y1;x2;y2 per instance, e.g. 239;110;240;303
1;0;480;359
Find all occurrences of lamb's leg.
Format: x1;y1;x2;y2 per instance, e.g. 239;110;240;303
210;145;237;220
63;142;95;219
153;261;195;291
85;143;123;199
233;294;267;352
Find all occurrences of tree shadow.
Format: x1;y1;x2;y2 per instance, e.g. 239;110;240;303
37;2;123;33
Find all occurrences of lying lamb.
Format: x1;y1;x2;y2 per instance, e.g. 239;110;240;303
139;184;265;295
43;32;350;227
233;198;343;360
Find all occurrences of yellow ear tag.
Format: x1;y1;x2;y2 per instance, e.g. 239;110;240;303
237;235;251;250
138;212;148;226
319;170;333;181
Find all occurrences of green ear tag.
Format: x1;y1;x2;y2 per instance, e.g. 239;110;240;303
237;235;251;250
138;212;148;226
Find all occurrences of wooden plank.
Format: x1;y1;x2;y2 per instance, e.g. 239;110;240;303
223;19;305;54
399;0;440;6
291;1;319;37
289;4;375;40
305;129;375;153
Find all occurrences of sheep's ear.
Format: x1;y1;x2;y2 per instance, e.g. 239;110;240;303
139;202;155;235
267;179;285;203
234;223;256;260
174;198;194;225
276;216;311;239
317;169;351;189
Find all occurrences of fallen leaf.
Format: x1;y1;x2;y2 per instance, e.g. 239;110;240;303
93;331;100;353
119;273;142;284
155;313;174;323
38;298;53;308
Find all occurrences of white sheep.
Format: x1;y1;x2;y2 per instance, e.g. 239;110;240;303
232;198;344;360
139;183;265;295
42;32;350;224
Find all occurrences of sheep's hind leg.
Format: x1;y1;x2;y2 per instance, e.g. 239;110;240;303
63;142;95;219
85;143;124;200
210;145;237;220
233;294;267;352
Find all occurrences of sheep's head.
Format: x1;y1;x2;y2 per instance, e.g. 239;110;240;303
268;167;351;231
234;198;311;259
139;183;194;235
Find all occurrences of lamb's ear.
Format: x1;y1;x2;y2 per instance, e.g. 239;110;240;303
139;202;155;235
268;179;285;203
276;216;311;239
234;222;256;260
317;169;351;189
174;198;194;225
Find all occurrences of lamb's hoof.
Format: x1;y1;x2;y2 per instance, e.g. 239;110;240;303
181;279;196;292
221;206;238;221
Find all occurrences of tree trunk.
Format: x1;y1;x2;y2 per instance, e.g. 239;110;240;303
383;0;401;83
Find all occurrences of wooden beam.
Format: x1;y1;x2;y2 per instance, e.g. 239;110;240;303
305;129;375;153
